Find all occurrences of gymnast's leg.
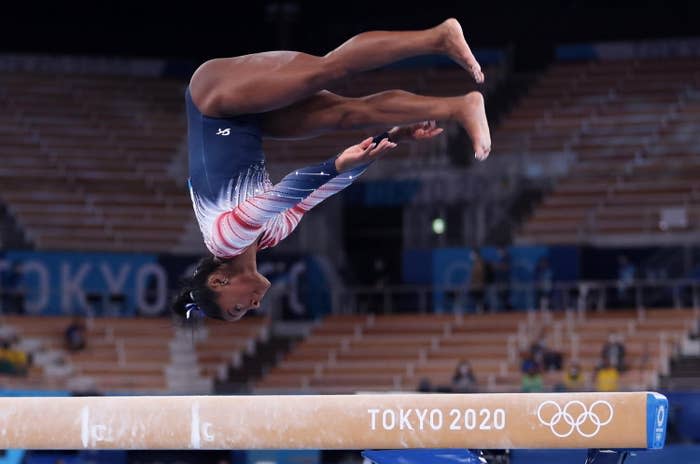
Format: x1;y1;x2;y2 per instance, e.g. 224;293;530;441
188;18;483;118
262;89;491;159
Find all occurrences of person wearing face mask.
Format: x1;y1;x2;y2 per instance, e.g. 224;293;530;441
601;331;627;372
451;360;478;393
561;362;586;392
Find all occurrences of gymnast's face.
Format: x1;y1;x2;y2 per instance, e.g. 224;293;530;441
207;270;271;321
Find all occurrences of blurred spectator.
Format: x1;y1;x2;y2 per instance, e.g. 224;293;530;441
601;331;626;372
417;377;432;393
595;359;620;392
0;330;19;347
529;332;546;368
616;255;636;307
494;247;512;310
520;351;538;374
451;360;477;393
561;362;586;391
484;259;496;311
535;257;553;310
0;341;28;375
468;250;485;313
0;342;15;374
521;364;544;392
64;316;87;352
529;329;562;372
368;257;389;313
372;258;388;288
0;261;24;314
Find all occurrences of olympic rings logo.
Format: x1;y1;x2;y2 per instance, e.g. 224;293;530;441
536;400;614;438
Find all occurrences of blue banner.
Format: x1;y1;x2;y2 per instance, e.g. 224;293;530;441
403;249;433;284
0;251;328;317
3;251;159;316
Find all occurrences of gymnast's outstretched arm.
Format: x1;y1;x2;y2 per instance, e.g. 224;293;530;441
258;123;444;250
206;136;396;257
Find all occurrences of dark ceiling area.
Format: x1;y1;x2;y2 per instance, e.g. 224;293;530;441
1;1;697;68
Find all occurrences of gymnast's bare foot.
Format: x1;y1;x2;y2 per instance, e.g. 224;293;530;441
456;92;491;160
437;18;484;83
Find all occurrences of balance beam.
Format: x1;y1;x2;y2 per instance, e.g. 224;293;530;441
0;392;667;450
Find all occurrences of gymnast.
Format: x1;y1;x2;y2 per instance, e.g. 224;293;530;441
173;18;491;322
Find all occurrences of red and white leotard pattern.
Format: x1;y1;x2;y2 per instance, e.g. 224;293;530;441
189;157;368;258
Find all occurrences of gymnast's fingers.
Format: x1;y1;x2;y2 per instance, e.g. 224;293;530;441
361;142;377;155
416;126;443;139
359;137;374;150
370;138;397;157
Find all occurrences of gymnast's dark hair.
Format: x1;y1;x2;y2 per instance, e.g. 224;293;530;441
171;256;226;322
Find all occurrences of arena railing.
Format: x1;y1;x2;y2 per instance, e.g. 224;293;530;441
333;278;700;315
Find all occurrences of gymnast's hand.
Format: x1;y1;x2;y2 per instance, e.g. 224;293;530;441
335;136;397;173
388;120;444;142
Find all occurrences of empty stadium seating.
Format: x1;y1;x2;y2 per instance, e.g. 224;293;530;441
0;73;191;252
0;314;269;393
502;58;700;244
255;308;697;394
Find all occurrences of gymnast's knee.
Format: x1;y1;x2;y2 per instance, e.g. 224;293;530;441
335;105;369;130
315;55;350;85
188;60;226;116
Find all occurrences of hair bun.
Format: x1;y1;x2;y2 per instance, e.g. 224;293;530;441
171;255;224;323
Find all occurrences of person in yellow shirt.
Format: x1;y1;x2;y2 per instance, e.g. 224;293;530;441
595;360;620;392
562;362;586;391
0;343;13;374
0;341;28;375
